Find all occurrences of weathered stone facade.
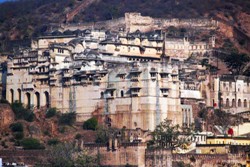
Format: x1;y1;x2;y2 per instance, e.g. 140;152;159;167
208;75;250;113
6;47;183;131
125;13;218;33
0;104;14;130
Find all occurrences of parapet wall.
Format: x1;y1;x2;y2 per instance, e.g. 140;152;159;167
0;146;246;167
58;17;125;31
125;13;218;33
56;12;218;33
85;142;147;167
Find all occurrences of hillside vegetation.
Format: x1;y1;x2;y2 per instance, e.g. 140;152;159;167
0;0;249;52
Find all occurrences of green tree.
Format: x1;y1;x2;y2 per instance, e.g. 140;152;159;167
9;122;23;132
45;108;57;118
45;142;99;167
59;112;76;126
21;138;44;150
82;117;98;130
47;138;60;146
222;52;250;75
150;119;189;149
11;101;35;122
95;125;109;144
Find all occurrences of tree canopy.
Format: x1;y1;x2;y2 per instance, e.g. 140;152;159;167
149;119;192;150
222;52;250;75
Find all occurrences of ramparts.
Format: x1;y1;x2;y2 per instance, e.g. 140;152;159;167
56;13;218;33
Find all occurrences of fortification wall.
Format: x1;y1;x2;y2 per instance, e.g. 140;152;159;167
56;13;218;33
145;149;246;167
0;146;246;166
58;17;125;31
85;142;147;167
125;13;218;33
0;150;47;166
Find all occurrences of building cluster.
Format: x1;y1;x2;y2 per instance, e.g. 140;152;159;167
4;20;250;132
0;12;250;167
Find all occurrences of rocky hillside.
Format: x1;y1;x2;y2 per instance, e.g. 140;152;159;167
0;0;249;52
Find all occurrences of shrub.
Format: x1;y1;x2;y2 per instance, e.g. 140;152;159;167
59;112;76;126
43;130;50;136
45;108;57;118
11;101;35;122
24;112;35;122
0;99;9;104
10;122;23;132
58;126;65;133
82;117;98;130
14;132;24;140
75;133;81;140
47;138;60;146
21;138;44;150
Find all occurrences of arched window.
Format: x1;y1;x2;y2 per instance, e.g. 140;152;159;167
226;98;229;108
44;91;50;108
25;92;31;109
121;90;124;97
10;89;14;103
244;99;247;108
35;92;40;109
100;92;104;98
238;99;242;107
232;99;235;107
17;89;21;103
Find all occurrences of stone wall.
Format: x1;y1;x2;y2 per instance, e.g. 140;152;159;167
0;150;46;166
0;145;247;167
58;17;125;31
145;147;247;167
172;153;246;167
56;12;218;33
0;104;14;130
125;13;218;33
85;142;147;167
145;149;172;167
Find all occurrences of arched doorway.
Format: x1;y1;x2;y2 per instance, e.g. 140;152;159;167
232;99;235;107
10;89;14;103
17;89;21;103
226;98;229;108
238;99;242;107
25;92;31;109
35;92;40;109
44;91;50;108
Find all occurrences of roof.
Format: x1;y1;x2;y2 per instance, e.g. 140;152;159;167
181;90;202;99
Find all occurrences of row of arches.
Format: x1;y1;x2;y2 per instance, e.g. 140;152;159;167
9;89;50;109
220;98;249;108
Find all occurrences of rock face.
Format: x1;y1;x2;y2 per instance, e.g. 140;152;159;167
0;104;15;130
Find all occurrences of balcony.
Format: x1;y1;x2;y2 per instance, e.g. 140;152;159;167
106;84;116;91
22;83;34;91
130;85;141;97
130;75;139;81
130;68;142;74
63;73;72;79
131;89;140;97
160;71;169;79
160;88;170;97
131;82;141;89
38;57;47;62
49;80;56;86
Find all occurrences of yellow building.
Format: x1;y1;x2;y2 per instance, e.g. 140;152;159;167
196;144;229;154
206;136;250;146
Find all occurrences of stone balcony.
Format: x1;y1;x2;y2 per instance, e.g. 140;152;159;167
21;83;34;91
